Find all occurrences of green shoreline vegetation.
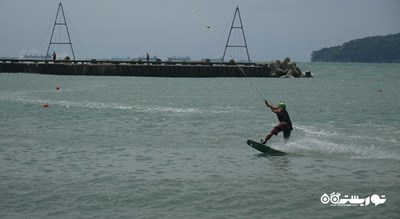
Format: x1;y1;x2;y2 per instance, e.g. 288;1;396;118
311;33;400;63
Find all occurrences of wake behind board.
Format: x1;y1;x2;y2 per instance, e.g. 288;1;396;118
247;140;285;156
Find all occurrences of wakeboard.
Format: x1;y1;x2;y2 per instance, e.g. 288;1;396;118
247;139;285;156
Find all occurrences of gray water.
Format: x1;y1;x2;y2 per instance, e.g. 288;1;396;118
1;63;399;218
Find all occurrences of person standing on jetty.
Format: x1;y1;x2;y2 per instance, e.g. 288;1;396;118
262;100;293;144
52;51;57;61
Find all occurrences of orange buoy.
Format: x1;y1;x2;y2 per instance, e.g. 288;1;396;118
43;103;49;108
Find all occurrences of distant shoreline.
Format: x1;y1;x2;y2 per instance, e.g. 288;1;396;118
311;33;400;63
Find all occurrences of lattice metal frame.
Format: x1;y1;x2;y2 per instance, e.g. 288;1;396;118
222;6;251;63
45;2;76;60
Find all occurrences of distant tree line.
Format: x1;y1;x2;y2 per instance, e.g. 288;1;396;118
311;33;400;63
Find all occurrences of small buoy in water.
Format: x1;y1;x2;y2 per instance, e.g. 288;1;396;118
43;103;49;108
56;86;60;90
207;25;210;28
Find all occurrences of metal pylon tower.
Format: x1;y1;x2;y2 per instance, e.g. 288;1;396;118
45;2;76;60
222;6;251;63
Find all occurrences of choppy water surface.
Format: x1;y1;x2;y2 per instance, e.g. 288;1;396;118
1;63;399;218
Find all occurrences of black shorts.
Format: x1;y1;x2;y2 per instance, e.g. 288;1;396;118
271;122;291;139
283;130;291;139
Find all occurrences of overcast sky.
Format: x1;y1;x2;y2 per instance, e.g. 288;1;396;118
0;0;399;61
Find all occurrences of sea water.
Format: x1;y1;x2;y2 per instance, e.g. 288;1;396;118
0;63;399;218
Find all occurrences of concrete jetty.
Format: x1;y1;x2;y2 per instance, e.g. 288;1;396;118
0;59;271;77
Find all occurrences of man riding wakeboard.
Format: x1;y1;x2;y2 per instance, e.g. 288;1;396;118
262;100;293;144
